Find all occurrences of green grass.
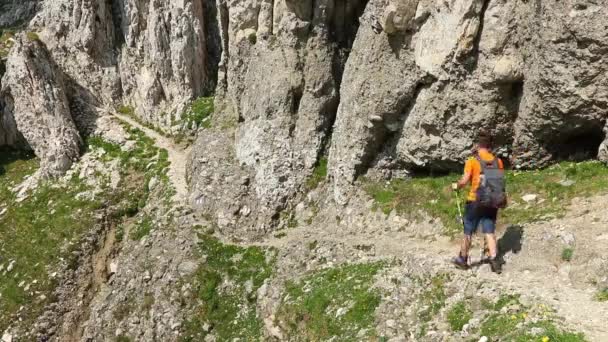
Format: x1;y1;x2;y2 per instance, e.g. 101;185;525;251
306;157;328;189
0;121;172;330
561;247;574;262
473;294;587;341
26;31;39;41
130;215;153;240
480;312;524;337
479;314;586;342
276;262;384;341
364;161;608;235
0;149;102;331
0;29;16;58
183;97;214;130
595;288;608;302
417;275;448;323
113;298;136;321
180;235;275;341
117;105;135;116
493;294;521;310
447;301;472;331
514;321;587;342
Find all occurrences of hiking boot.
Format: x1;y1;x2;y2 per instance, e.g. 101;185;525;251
490;258;502;274
452;255;469;270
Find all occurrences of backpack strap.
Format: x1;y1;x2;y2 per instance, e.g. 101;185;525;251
475;153;498;173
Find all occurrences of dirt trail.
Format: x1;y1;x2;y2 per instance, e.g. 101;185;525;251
111;114;607;341
112;112;192;203
254;201;608;341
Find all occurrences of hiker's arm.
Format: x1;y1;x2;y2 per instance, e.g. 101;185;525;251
456;172;471;189
452;159;473;190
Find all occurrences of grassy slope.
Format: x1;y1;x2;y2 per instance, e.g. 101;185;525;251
0;122;171;331
276;262;384;341
181;234;275;341
364;161;608;235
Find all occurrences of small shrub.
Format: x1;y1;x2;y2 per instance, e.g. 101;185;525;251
447;301;472;331
561;247;574;262
130;216;153;240
26;31;40;41
182;97;214;130
117;105;135;116
306;157;328;189
595;288;608;302
248;32;257;45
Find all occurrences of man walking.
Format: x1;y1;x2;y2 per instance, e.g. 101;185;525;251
452;132;507;273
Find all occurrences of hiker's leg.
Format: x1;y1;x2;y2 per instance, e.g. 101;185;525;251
480;208;498;253
481;208;502;273
485;233;498;259
460;234;472;258
461;202;479;258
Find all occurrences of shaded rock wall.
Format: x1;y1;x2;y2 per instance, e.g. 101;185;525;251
0;0;40;27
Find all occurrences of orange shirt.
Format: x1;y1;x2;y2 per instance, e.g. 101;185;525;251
464;149;504;202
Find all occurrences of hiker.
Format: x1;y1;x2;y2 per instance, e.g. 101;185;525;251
451;132;507;273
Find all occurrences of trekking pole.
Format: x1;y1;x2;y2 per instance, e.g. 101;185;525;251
453;189;464;225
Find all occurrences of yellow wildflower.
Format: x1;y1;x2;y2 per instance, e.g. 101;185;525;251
541;337;550;342
521;313;528;319
511;314;517;320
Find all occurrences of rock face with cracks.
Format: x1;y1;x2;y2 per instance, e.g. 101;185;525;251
0;0;217;176
1;35;81;177
189;0;608;225
1;0;607;226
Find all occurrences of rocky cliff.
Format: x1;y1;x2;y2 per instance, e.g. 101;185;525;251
1;1;608;341
0;0;217;175
1;0;607;226
191;0;608;233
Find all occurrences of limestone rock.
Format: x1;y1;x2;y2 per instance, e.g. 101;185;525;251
382;0;418;34
191;0;368;235
26;0;215;130
1;34;81;177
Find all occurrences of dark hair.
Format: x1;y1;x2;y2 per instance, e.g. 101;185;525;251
477;131;493;148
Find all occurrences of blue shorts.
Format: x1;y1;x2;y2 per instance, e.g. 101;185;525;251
464;202;497;235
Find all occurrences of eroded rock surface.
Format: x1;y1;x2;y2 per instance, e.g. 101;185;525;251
1;35;81;177
0;0;606;262
188;0;608;225
190;0;368;235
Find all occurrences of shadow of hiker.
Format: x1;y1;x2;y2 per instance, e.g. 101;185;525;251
497;225;524;266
